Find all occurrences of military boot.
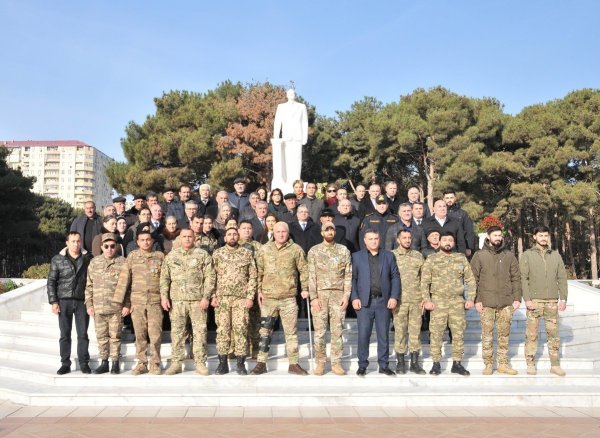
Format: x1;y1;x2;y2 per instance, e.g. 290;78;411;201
313;362;325;376
93;360;109;375
451;361;470;376
196;363;209;376
250;361;267;375
395;353;406;374
409;352;426;375
430;362;441;375
497;364;518;375
482;364;493;375
110;360;120;375
331;363;346;376
165;362;182;375
236;356;248;375
216;355;229;375
550;365;566;377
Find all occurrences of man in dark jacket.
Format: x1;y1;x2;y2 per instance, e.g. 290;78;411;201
359;195;399;250
70;201;103;254
421;199;467;254
334;199;360;252
384;203;424;252
470;226;522;376
289;205;321;254
47;231;93;375
444;191;476;257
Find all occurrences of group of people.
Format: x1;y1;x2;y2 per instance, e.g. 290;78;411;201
46;178;569;377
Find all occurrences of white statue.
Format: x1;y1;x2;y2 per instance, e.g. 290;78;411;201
271;89;308;194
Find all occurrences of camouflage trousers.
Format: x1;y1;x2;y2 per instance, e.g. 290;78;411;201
393;301;422;354
525;299;560;366
430;299;466;362
311;289;346;365
131;303;163;365
480;306;513;366
170;300;207;364
94;312;123;360
257;297;299;365
247;297;261;355
216;295;249;356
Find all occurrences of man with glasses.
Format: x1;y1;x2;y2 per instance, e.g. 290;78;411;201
85;233;129;375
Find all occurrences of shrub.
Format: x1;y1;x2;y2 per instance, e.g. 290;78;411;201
21;263;50;279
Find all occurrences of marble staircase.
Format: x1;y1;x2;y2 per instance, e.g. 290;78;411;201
0;280;599;407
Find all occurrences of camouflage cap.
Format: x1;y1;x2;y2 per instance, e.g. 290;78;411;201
101;233;118;243
321;221;335;232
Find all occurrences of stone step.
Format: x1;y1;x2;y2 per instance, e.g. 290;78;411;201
0;341;597;372
0;373;598;407
0;330;594;361
0;359;595;388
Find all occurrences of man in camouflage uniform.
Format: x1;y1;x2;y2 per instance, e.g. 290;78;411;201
471;226;522;375
161;228;215;376
85;233;129;374
307;222;352;376
113;230;165;375
520;225;568;377
238;220;262;358
421;231;476;376
392;229;426;375
250;221;309;375
211;227;257;375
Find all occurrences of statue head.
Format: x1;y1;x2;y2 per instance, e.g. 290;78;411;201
286;89;296;101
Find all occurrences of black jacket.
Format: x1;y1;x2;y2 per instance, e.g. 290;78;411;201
289;219;321;254
47;248;92;304
334;212;361;253
384;219;424;252
421;215;466;254
448;203;476;251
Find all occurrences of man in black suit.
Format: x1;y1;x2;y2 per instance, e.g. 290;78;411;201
351;229;401;376
250;201;269;242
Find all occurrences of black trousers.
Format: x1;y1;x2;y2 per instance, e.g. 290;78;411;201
58;299;90;366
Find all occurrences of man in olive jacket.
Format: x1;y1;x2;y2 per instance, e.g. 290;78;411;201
470;226;522;376
519;225;568;377
47;231;93;375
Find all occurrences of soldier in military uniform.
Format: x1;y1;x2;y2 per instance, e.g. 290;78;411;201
392;229;426;374
238;220;262;358
250;221;309;376
471;225;522;375
307;222;352;376
161;228;215;376
211;227;257;375
113;230;165;375
85;233;129;374
520;225;568;377
359;194;399;249
421;231;476;376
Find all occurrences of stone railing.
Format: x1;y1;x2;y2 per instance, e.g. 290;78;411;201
0;279;47;320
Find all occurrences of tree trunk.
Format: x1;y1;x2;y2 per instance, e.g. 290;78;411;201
589;208;598;280
564;221;576;279
517;208;524;257
425;157;435;213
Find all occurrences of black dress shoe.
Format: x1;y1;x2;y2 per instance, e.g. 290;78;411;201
80;363;92;374
430;362;441;375
356;367;367;376
57;365;71;375
379;367;396;376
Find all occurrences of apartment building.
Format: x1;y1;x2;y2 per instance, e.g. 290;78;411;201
2;140;114;209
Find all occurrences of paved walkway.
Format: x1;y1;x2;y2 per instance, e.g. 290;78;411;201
1;401;599;437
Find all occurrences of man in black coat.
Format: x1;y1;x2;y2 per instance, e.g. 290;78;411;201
47;231;93;375
289;204;321;254
334;199;360;252
444;190;476;257
384;202;424;252
69;201;103;254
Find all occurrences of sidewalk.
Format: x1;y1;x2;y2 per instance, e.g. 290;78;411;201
1;401;599;437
